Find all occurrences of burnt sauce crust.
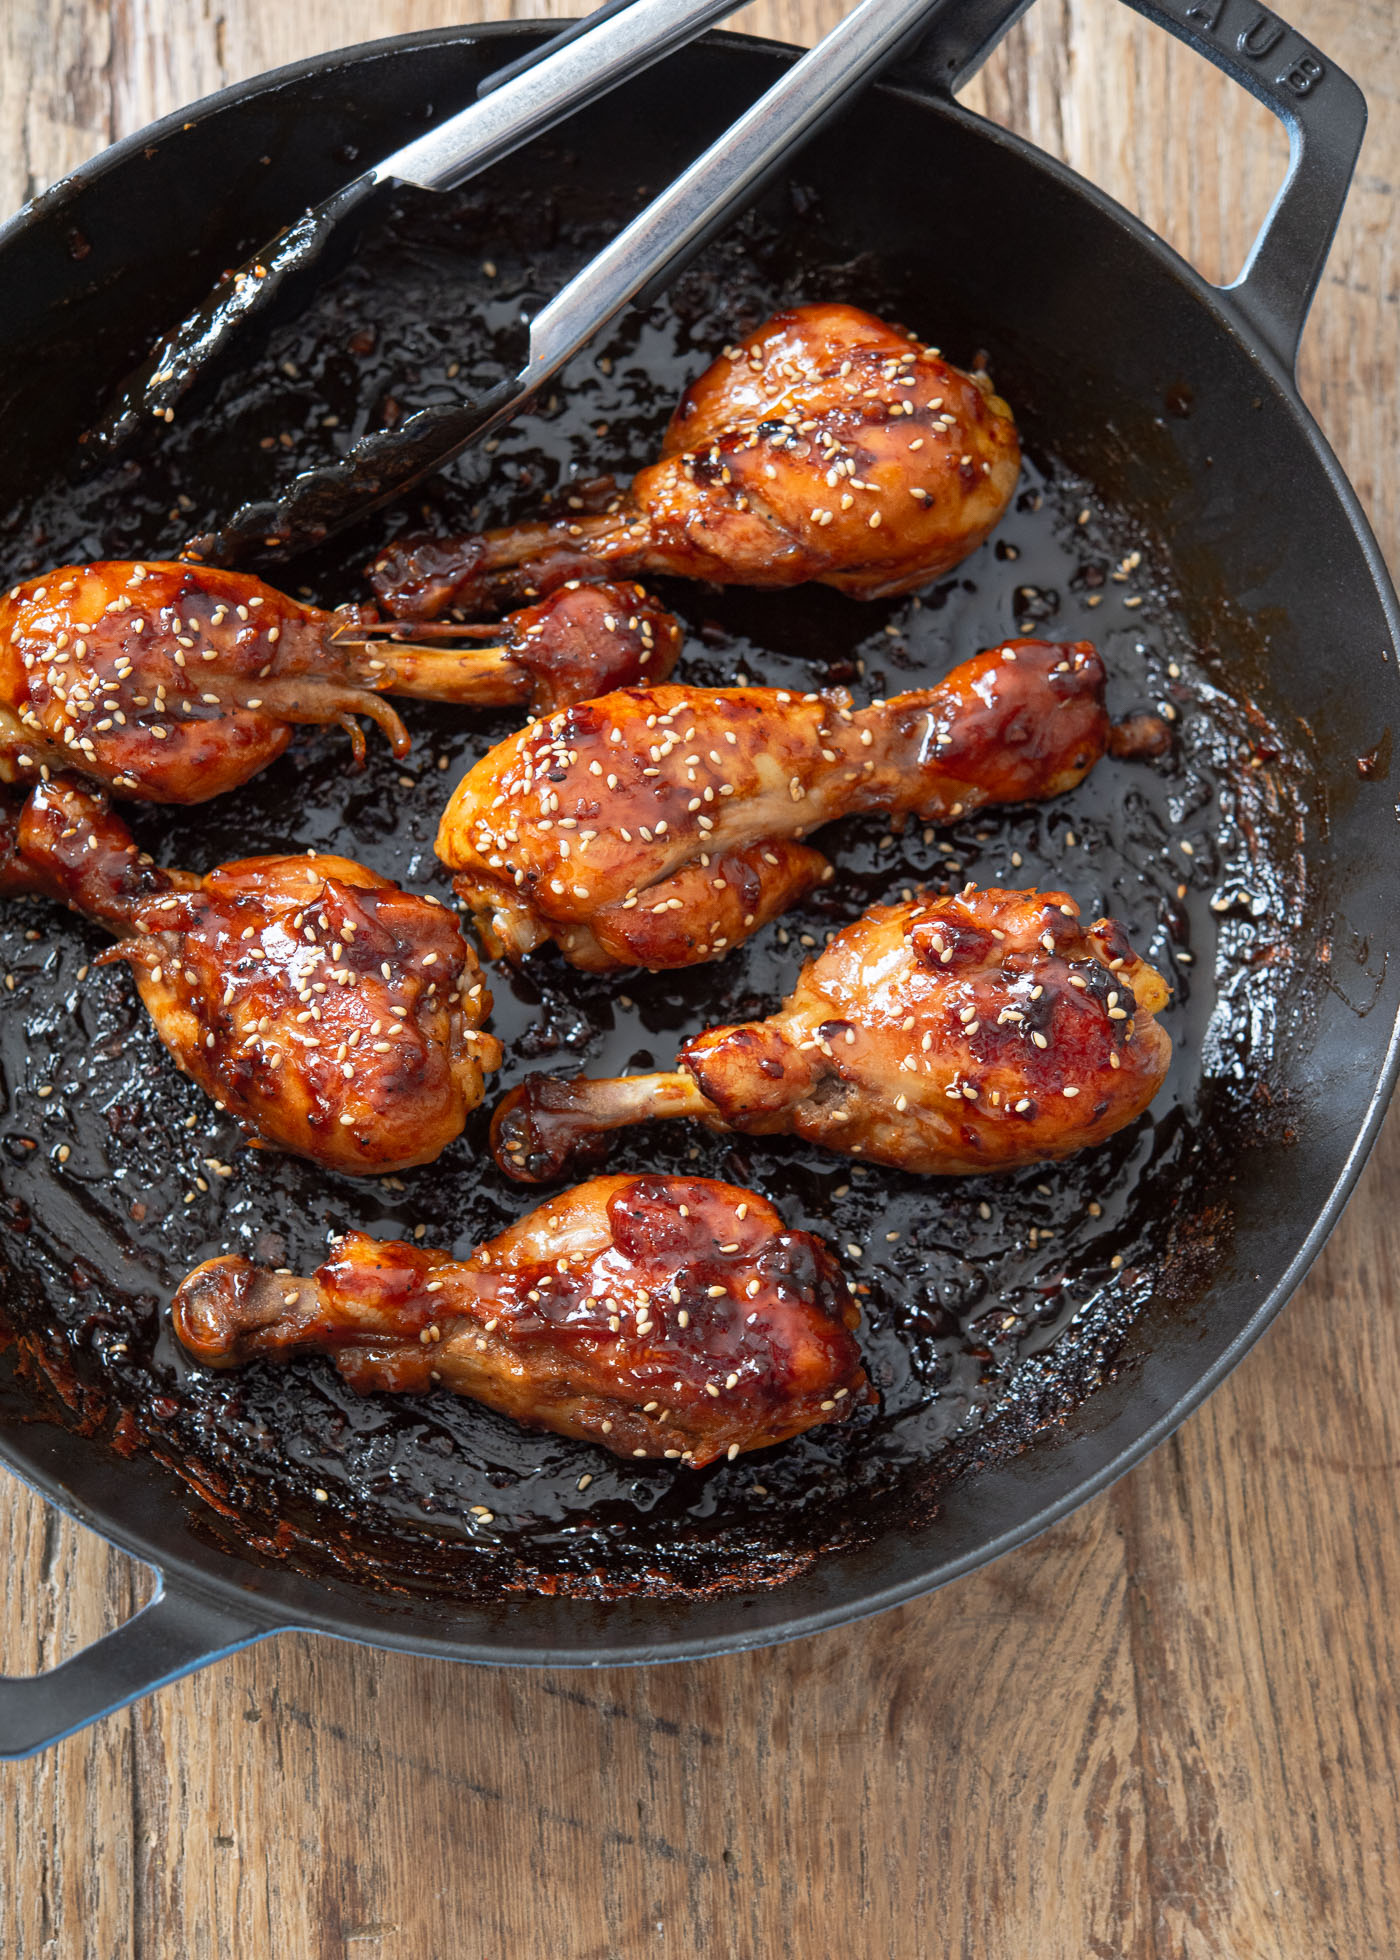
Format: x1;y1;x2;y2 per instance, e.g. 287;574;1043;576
0;180;1316;1600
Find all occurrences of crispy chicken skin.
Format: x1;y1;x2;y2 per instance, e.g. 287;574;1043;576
368;303;1022;617
0;561;679;802
491;888;1172;1181
172;1174;868;1466
437;642;1167;970
0;777;501;1172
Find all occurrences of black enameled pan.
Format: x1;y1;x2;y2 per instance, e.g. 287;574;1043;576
0;0;1396;1756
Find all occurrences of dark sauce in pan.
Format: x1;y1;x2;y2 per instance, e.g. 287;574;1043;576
0;175;1315;1597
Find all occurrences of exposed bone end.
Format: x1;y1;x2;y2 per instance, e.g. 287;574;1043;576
490;1076;622;1184
491;1069;713;1183
500;580;683;711
339;579;683;713
366;531;494;620
172;1256;320;1368
368;512;628;620
887;639;1113;819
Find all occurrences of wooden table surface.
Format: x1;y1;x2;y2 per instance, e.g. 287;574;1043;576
2;1;1399;1953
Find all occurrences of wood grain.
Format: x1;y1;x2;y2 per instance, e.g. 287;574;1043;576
2;2;1400;1954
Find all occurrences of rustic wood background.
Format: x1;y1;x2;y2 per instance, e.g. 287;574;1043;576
2;1;1399;1953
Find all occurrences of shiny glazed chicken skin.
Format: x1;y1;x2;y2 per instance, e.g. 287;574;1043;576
0;560;679;803
172;1174;868;1466
369;303;1022;617
491;888;1172;1181
0;778;501;1173
438;641;1166;970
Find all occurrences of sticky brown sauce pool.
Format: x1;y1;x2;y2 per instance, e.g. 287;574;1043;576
0;169;1317;1599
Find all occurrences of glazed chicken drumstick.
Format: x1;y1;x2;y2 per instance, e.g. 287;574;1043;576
438;642;1167;970
0;777;500;1172
172;1174;868;1467
369;303;1022;618
491;888;1172;1182
0;560;680;803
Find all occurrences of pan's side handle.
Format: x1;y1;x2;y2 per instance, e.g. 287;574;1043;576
895;0;1366;377
0;1575;278;1759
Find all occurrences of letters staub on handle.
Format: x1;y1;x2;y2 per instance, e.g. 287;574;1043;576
1178;0;1326;96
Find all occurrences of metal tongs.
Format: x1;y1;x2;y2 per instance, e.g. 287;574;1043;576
93;0;753;455
164;0;962;568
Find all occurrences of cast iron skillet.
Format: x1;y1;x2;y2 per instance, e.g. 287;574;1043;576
0;0;1396;1756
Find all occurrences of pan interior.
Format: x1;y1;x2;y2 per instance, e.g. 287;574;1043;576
0;34;1379;1629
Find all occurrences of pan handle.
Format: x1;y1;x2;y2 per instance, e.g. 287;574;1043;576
0;1573;277;1759
895;0;1366;377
